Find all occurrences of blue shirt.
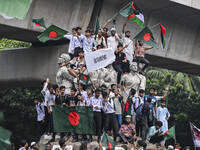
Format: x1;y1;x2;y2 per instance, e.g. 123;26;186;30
36;102;45;121
82;36;96;53
90;96;103;112
103;98;115;114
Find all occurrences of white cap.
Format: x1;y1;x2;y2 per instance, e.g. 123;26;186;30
111;28;116;31
30;142;36;147
126;115;131;118
168;145;174;150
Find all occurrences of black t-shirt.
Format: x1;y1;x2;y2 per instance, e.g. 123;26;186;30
55;94;68;105
113;52;126;65
66;95;78;106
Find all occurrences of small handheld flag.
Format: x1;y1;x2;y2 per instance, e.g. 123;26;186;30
159;23;166;50
37;25;68;43
32;17;46;28
79;73;90;85
163;126;176;141
101;132;115;150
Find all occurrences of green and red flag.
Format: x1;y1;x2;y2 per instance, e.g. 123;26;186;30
120;2;144;28
52;105;93;134
164;126;176;141
159;23;166;50
134;27;158;48
101;132;115;150
37;25;68;43
123;96;132;120
79;73;90;85
94;17;100;35
32;17;46;28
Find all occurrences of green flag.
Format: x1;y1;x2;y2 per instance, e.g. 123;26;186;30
37;25;68;43
79;73;90;85
163;126;176;141
0;112;11;150
52;105;93;134
119;2;139;18
101;132;115;150
94;17;100;35
134;27;158;48
159;23;166;50
32;17;46;28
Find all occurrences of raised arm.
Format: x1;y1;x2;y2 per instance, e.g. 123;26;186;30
135;40;138;47
60;61;70;68
122;21;127;33
102;19;111;29
160;85;169;99
144;38;159;50
115;44;129;54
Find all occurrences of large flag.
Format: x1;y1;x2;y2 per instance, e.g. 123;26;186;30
52;105;93;134
134;27;158;48
79;73;90;85
163;126;176;141
84;48;116;72
190;122;200;148
94;17;100;35
101;132;115;150
120;2;144;28
37;25;68;43
32;17;46;28
159;24;166;50
0;0;31;19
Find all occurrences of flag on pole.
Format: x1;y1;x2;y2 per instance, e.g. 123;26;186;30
37;25;68;43
52;106;93;134
163;126;176;141
84;48;116;72
79;73;90;85
190;122;200;148
32;17;46;28
94;17;100;35
101;132;115;150
159;24;166;50
120;2;144;28
134;27;158;48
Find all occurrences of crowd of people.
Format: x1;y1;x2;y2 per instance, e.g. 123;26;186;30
17;21;191;150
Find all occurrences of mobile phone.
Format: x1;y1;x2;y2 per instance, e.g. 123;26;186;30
113;20;116;25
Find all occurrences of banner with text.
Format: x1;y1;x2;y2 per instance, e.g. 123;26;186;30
85;48;116;72
190;122;200;148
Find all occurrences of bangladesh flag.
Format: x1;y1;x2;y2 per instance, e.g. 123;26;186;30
120;2;144;28
101;132;115;150
32;17;46;28
123;96;132;120
52;105;93;134
37;25;68;43
134;27;158;48
163;126;176;141
79;73;90;85
159;23;166;50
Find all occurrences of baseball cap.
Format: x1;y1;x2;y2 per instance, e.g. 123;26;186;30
111;28;116;31
126;115;131;118
168;145;174;150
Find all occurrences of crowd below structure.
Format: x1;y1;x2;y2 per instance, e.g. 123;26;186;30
18;20;190;150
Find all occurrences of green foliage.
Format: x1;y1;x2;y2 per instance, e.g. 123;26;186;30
146;67;200;148
0;38;31;49
0;88;42;148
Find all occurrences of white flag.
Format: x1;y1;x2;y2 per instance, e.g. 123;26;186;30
84;48;116;72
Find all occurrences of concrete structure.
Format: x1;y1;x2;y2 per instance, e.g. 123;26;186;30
0;0;200;89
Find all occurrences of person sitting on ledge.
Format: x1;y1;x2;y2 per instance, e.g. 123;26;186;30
60;49;86;78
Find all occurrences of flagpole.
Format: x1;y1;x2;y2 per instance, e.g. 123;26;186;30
109;1;132;21
149;23;160;29
189;122;196;150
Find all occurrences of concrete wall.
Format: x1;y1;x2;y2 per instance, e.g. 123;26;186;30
170;0;200;10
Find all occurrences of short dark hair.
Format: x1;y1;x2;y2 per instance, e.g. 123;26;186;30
147;97;152;103
185;146;190;149
137;140;143;147
117;44;123;48
20;139;27;147
130;88;136;96
71;87;77;92
156;121;163;127
53;84;58;90
125;31;130;34
34;97;39;101
59;139;65;147
142;141;147;149
48;85;53;89
75;26;82;31
60;86;65;90
102;91;108;98
77;93;82;97
85;29;90;33
139;89;145;93
95;88;101;93
104;27;108;32
42;80;46;86
72;28;76;30
111;84;116;89
79;83;86;91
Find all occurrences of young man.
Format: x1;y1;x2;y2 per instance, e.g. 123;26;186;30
78;83;87;100
174;144;181;150
30;142;38;150
141;97;151;141
167;145;174;150
34;98;45;140
63;28;77;59
113;44;128;87
134;39;158;75
121;21;134;62
19;140;28;150
46;85;56;134
89;88;103;143
95;29;107;49
102;92;119;142
74;27;84;57
45;143;52;150
107;28;119;51
132;140;144;150
60;50;86;78
111;89;123;128
109;84;117;97
66;87;78;106
85;88;94;106
134;89;145;138
59;139;66;150
156;100;170;135
119;115;136;144
147;121;163;144
82;29;97;53
144;86;169;127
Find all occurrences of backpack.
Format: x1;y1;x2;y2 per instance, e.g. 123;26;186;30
136;102;144;121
